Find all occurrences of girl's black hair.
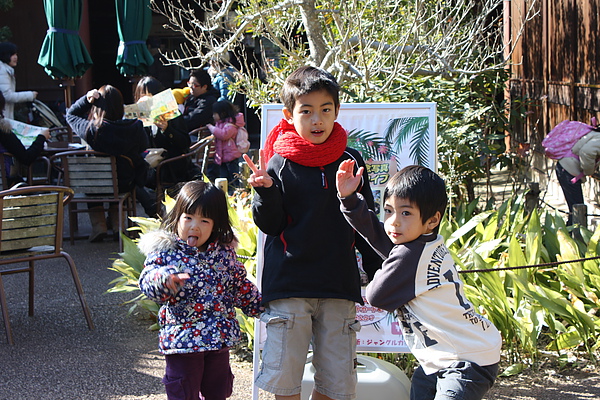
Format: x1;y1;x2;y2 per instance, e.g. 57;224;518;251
212;99;238;123
134;76;165;101
0;42;17;64
161;180;235;245
87;85;125;131
384;165;447;234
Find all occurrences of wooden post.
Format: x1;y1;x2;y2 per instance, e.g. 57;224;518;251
525;182;540;213
59;78;75;108
215;178;228;194
573;203;587;228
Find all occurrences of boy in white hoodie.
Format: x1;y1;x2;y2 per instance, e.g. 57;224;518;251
336;163;502;400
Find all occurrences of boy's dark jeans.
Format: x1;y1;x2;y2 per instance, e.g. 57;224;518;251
410;361;498;400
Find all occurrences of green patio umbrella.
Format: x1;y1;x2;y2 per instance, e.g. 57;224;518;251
115;0;154;77
37;0;92;80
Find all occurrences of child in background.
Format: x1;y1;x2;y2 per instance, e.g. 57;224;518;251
336;163;502;400
206;99;245;191
244;65;381;400
138;180;262;400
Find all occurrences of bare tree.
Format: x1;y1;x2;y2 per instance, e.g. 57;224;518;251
151;0;538;105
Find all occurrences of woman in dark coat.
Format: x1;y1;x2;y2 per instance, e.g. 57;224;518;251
66;84;148;242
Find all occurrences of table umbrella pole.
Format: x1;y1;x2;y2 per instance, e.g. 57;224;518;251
59;78;74;108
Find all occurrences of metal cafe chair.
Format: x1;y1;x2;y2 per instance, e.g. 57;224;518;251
0;185;94;344
48;150;137;252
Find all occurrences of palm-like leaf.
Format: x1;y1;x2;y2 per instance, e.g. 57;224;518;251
347;128;395;161
384;117;430;166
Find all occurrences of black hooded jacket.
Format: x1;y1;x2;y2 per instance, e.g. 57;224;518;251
253;147;382;305
66;95;149;192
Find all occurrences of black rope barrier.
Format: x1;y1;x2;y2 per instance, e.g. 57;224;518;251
539;198;600;218
539;198;569;215
238;254;600;274
459;255;600;274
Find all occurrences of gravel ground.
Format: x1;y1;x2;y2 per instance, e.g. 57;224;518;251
1;236;599;400
0;233;276;400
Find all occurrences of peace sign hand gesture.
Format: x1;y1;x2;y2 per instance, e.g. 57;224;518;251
243;150;273;188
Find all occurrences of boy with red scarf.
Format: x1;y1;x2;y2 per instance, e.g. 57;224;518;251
244;66;380;400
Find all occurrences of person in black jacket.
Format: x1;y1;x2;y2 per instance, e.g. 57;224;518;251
0;91;49;188
245;66;381;400
182;69;220;181
182;68;219;136
66;85;148;242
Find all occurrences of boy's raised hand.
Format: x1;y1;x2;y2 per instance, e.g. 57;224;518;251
336;159;363;198
243;150;273;188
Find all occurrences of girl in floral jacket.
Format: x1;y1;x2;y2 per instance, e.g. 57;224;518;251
138;180;262;400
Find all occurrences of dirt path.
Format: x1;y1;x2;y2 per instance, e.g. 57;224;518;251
484;368;600;400
228;356;600;400
230;354;600;400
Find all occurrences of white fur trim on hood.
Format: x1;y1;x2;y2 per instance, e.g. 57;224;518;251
137;230;179;255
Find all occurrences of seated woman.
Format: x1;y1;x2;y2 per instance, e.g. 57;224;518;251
0;92;49;188
133;76;200;216
66;85;148;242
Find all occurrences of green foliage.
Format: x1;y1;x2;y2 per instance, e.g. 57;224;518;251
109;188;600;373
384;116;430;167
339;67;529;203
381;69;525;202
446;195;600;371
347;128;395;162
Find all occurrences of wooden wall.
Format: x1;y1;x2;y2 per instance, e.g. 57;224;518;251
509;0;600;215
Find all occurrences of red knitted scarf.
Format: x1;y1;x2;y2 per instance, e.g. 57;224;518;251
264;119;347;167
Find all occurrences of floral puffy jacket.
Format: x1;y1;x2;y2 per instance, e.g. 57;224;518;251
138;230;262;355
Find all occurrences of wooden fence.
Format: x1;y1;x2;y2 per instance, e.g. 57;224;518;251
508;0;600;218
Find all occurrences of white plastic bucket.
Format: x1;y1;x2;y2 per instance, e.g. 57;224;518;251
301;354;411;400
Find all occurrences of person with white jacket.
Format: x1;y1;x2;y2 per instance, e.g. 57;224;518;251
0;42;37;120
556;130;600;225
336;163;501;400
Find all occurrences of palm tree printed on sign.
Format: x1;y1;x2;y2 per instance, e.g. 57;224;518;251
384;116;430;167
347;116;430;166
347;128;395;161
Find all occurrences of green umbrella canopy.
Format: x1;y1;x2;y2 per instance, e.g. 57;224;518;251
37;0;92;79
115;0;155;77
